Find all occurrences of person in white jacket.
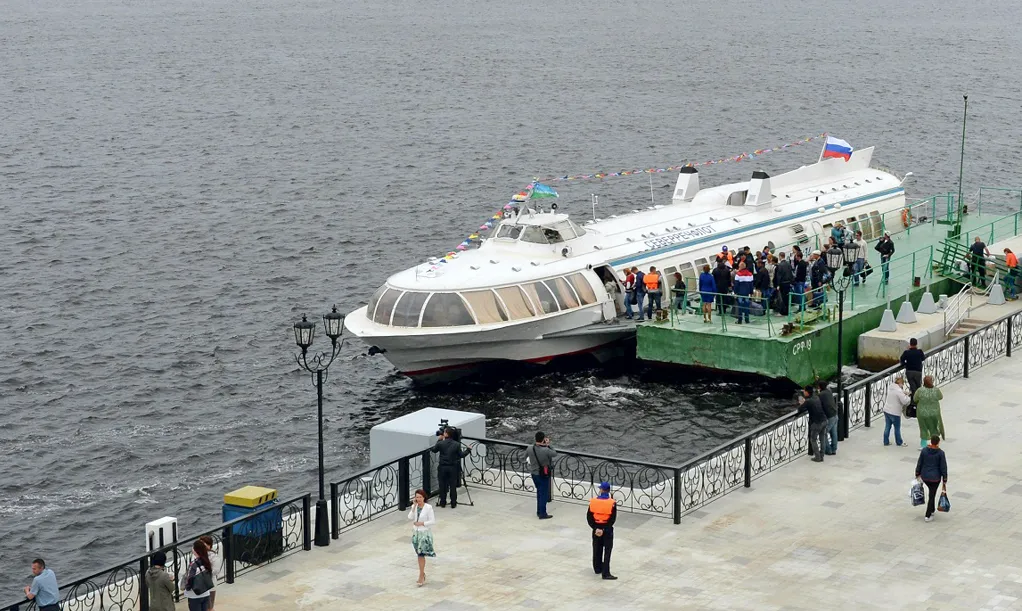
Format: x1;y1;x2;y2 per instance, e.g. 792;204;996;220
408;489;436;586
884;375;911;447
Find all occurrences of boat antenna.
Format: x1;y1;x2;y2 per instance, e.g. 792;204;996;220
953;94;968;238
591;194;597;222
648;172;655;207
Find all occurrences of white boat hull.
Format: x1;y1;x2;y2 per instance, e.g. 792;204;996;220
346;305;634;382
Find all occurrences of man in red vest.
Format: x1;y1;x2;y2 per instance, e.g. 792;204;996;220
587;481;618;580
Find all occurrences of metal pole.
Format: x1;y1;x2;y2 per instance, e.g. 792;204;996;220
673;468;682;524
314;370;330;547
954;94;969;238
837;288;848;440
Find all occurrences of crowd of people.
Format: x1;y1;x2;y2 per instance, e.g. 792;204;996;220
799;336;950;522
619;223;893;326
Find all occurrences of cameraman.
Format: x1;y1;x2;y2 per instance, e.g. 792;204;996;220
431;427;471;508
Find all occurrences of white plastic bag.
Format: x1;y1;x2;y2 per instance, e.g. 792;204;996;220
910;479;924;506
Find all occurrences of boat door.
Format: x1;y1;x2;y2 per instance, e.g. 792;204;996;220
592;264;624;319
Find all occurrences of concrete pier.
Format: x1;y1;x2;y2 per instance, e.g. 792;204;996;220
212;356;1022;611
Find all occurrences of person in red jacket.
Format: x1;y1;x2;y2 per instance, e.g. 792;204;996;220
587;482;618;580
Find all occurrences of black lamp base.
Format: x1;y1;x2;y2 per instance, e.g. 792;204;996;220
314;499;331;546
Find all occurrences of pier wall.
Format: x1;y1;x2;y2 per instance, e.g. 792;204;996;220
638;277;960;386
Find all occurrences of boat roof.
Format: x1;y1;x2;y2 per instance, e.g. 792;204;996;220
385;146;900;291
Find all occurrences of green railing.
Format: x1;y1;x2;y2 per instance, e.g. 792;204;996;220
977;187;1022;215
670;287;776;337
963;210;1022;247
786;284;828;328
874;244;935;301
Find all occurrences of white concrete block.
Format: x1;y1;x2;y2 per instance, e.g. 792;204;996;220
917;292;937;314
988;283;1006;305
878;309;898;332
896;302;917;324
145;517;178;552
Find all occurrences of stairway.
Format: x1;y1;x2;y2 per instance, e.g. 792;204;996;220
948;317;984;339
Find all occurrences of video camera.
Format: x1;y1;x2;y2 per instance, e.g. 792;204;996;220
435;419;462;442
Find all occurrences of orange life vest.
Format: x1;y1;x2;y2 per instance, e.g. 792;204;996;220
588;497;615;524
643;272;660;291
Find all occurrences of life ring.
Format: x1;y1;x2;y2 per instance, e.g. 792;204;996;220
901;208;912;227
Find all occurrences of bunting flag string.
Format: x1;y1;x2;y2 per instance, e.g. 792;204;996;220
427;133;828;268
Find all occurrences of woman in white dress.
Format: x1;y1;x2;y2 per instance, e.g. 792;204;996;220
407;489;436;586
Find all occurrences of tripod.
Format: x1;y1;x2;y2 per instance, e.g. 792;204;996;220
456;444;475;506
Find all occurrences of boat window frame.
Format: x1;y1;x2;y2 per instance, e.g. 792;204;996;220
389;290;430;328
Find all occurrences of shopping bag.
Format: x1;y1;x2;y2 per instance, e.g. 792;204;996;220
937;490;951;513
904;402;917;419
910;480;925;506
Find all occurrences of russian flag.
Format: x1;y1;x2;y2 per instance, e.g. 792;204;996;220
822;136;853;161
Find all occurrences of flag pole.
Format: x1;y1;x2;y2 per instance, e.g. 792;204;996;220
953;94;969;239
818;133;827;163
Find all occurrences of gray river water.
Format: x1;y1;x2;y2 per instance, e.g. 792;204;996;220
2;0;1021;597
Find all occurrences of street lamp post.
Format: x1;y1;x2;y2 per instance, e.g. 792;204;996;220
826;243;857;440
293;306;345;547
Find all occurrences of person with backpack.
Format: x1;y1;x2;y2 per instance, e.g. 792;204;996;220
179;539;214;611
915;435;948;522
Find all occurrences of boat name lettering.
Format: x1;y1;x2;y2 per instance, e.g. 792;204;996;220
643;225;716;249
792;339;812;355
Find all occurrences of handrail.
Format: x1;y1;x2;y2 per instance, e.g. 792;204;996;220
3;493;312;611
943;282;973;336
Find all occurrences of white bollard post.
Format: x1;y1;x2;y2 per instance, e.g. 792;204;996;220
896;301;918;324
917;291;938;314
988;283;1006;305
878;309;898;332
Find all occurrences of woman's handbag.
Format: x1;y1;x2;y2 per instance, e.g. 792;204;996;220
910;480;925;506
904;402;917;419
937;488;951;513
189;565;214;596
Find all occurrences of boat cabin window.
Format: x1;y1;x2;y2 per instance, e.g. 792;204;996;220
420;293;475;327
549;277;580;310
462;290;509;324
367;285;388;321
372;288;402;325
391;291;430;327
522;281;559;314
495;285;536;319
679;262;696;278
869;210;882;236
496;225;523;239
518;220;584;244
566;272;597;304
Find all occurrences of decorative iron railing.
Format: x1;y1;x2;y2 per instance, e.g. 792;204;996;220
843;309;1022;433
328;449;437;537
4;494;311;611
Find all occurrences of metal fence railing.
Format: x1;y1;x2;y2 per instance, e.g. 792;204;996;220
4;494;311;611
843;309;1022;434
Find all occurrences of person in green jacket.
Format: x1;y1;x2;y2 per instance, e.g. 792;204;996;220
145;551;176;611
913;375;945;448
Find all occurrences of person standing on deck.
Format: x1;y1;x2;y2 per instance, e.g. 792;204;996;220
644;266;662;320
810;250;828;309
698;264;716;323
1004;248;1019;299
712;259;732;317
774;252;794;316
793;252;809;312
754;259;772;312
817;380;838;455
875;232;895;284
623;268;637;319
588;481;618;580
633;267;647;322
733;262;754;324
852;231;869;286
900;338;925;396
970;236;991;288
671;272;686;312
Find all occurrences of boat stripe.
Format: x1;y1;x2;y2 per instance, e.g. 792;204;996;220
609;186;904;267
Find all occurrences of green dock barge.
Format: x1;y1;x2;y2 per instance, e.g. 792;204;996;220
636;187;1022;385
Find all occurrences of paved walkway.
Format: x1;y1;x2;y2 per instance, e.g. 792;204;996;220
216;356;1022;610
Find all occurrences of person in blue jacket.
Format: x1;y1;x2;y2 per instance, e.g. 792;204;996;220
698;264;716;323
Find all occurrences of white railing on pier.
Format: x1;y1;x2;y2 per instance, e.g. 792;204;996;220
944;282;973;336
